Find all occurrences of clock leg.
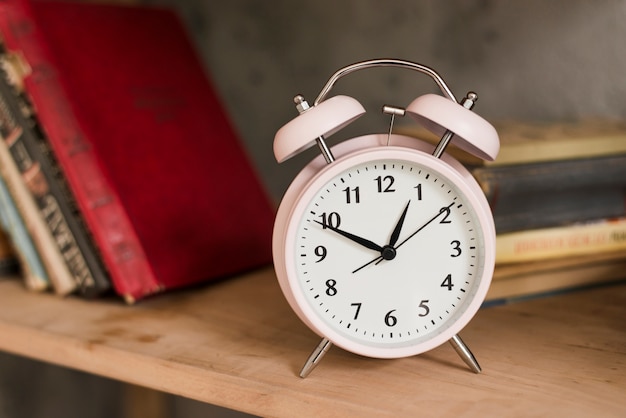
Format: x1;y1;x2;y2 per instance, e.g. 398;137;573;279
299;337;333;378
449;334;482;374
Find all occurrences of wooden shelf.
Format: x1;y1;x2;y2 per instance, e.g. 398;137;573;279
0;267;624;417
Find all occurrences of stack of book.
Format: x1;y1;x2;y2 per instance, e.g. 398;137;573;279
400;119;626;302
476;120;626;301
0;0;275;303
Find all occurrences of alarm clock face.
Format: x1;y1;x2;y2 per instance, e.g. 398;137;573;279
282;146;494;358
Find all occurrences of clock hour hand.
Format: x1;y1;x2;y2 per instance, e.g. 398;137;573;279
370;199;411;267
314;221;384;252
388;200;411;247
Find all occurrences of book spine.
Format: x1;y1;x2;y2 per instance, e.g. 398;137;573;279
473;154;626;202
486;119;626;167
493;187;626;233
0;0;158;302
0;171;48;290
486;257;626;302
0;57;110;296
0;126;75;294
496;218;626;264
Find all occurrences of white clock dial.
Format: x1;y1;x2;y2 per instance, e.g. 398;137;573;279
284;148;491;358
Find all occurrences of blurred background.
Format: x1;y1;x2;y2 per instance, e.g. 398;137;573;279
1;0;625;416
153;0;626;201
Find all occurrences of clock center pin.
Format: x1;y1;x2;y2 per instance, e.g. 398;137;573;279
381;245;397;260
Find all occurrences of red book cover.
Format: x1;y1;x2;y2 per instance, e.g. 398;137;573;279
0;0;275;302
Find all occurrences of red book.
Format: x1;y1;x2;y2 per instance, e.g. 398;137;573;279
0;0;275;302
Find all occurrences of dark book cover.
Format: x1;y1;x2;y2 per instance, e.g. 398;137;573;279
473;154;626;203
492;187;626;233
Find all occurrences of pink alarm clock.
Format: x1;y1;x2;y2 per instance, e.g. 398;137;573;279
272;59;500;377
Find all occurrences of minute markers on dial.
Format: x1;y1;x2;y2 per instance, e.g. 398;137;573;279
298;161;482;339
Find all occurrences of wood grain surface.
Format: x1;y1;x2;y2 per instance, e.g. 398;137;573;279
0;267;624;417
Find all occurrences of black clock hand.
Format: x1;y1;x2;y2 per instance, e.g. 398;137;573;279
352;255;383;274
388;200;411;247
371;200;411;267
394;202;455;250
314;221;384;252
353;201;455;273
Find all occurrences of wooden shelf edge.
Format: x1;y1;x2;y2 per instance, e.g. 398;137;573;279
1;268;625;417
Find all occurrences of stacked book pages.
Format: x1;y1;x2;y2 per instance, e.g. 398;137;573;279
400;119;626;302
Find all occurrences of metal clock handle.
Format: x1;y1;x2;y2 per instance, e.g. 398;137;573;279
295;59;458;165
293;59;475;166
313;58;457;105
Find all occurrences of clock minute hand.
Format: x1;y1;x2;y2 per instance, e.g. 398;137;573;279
353;202;454;274
314;221;384;252
394;201;455;250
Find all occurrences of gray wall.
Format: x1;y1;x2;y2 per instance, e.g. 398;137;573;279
148;0;626;200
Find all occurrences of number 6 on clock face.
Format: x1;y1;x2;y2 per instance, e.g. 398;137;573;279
277;144;495;360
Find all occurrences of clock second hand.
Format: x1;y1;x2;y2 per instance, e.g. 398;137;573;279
352;255;383;274
353;201;455;273
394;201;455;250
